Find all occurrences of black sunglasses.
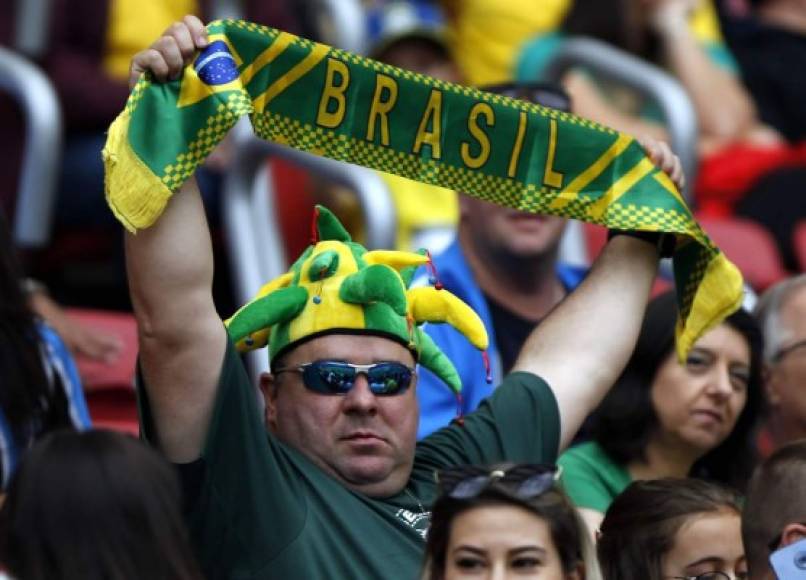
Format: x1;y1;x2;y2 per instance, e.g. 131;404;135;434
480;81;573;113
273;361;415;396
436;463;561;500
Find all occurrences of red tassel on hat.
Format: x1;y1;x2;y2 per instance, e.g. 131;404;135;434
454;392;465;427
425;250;444;290
482;351;492;384
310;206;320;245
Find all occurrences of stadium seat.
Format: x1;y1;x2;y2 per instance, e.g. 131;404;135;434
582;222;608;262
696;215;789;291
270;158;317;265
70;309;139;435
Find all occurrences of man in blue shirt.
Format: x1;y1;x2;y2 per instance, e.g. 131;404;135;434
417;83;587;438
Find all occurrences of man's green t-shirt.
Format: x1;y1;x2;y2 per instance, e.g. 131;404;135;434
558;441;632;513
139;339;561;580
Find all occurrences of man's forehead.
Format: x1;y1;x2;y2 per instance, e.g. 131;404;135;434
783;286;806;312
285;333;416;365
780;287;806;334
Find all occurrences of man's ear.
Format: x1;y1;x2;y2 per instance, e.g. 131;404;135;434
781;522;806;548
259;372;279;431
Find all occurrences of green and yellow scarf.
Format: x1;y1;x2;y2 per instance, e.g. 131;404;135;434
103;19;743;359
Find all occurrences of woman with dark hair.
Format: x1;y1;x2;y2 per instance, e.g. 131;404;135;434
0;429;203;580
422;463;601;580
598;478;747;580
559;291;763;534
0;210;91;491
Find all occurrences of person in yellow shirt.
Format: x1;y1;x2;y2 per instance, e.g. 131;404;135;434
45;0;301;229
442;0;731;86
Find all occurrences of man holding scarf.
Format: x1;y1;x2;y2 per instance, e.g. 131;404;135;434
126;15;683;580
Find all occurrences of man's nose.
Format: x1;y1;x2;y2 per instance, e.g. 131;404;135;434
342;373;378;414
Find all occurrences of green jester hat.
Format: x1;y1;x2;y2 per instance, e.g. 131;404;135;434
224;205;490;396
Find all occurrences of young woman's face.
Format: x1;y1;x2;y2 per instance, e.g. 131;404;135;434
650;323;751;456
661;509;748;579
444;504;581;580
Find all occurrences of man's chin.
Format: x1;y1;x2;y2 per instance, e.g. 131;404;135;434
334;458;407;496
340;457;393;483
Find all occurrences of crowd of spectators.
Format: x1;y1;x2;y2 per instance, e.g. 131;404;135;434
0;0;805;579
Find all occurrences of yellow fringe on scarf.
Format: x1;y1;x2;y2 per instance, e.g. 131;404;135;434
675;252;744;362
102;111;173;233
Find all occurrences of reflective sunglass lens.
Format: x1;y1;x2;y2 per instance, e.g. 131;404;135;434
450;475;491;499
516;472;555;498
305;363;355;394
368;364;412;395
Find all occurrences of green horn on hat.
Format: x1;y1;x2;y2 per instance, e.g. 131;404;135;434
340;264;408;316
225;286;308;351
414;326;462;394
315;205;351;242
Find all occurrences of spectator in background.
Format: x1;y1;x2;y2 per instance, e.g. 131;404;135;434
743;439;806;580
753;274;806;456
0;8;124;365
43;0;303;230
423;463;601;580
415;81;588;439
32;0;303;317
0;209;91;492
442;0;728;87
0;430;203;580
598;478;747;579
517;0;780;157
717;0;806;272
368;1;462;87
514;0;806;232
440;0;570;86
559;292;762;534
719;0;806;143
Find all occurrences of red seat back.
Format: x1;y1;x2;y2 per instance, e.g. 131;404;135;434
270;158;316;265
69;308;139;435
582;222;608;262
696;215;789;291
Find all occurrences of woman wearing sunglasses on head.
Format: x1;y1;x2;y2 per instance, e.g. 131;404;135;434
558;291;763;535
422;463;601;580
597;478;748;580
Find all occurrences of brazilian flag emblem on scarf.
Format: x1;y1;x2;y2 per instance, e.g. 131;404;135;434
103;19;743;358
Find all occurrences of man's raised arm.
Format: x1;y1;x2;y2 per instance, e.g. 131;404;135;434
124;17;226;463
512;139;684;451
